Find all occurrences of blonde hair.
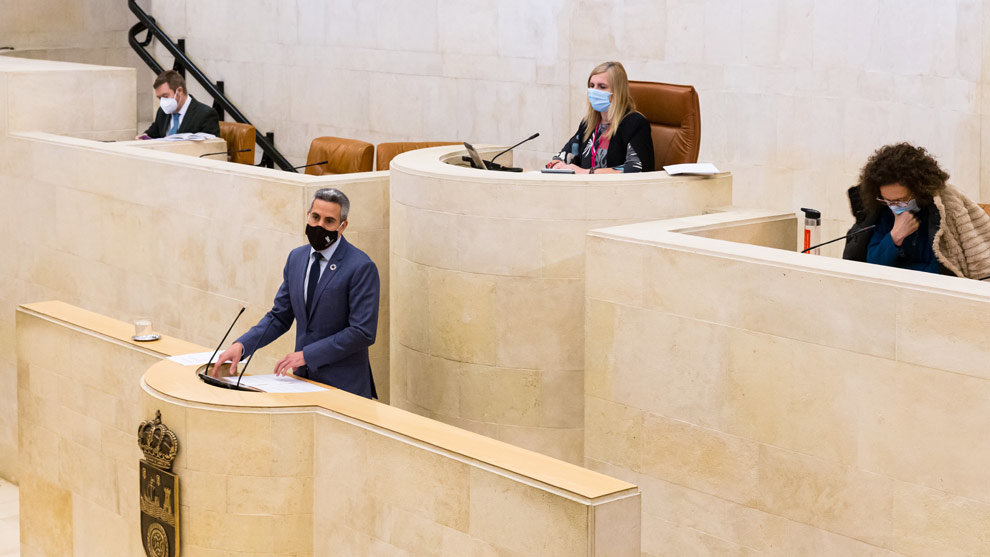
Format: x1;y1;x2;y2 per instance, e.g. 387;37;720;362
582;61;635;142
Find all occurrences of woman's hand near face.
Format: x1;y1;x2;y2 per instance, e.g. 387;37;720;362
890;211;920;246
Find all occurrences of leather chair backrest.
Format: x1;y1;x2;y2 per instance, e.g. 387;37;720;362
628;80;701;169
305;137;374;175
218;121;256;165
376;141;460;170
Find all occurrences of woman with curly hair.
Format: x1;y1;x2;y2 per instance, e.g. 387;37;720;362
843;142;990;278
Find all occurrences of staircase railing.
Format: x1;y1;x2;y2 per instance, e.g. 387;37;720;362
126;0;296;171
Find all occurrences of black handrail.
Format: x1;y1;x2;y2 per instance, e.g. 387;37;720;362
126;0;296;172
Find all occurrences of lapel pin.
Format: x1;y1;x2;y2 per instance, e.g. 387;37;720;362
329;263;337;271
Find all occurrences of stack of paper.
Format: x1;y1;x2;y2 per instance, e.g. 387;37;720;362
663;163;720;175
220;374;327;393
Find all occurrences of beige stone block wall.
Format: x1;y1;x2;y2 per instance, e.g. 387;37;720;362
0;132;391;476
310;414;639;556
18;302;641;555
0;57;138;484
0;0;155;124
16;308;165;555
585;210;990;555
0;56;392;483
390;146;732;463
137;1;990;222
120;0;990;266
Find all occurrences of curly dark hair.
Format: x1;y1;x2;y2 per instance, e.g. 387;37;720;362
858;143;949;215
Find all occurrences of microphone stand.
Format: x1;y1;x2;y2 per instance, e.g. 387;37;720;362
489;132;540;166
293;160;328;171
801;225;875;253
469;133;539;172
199;148;252;159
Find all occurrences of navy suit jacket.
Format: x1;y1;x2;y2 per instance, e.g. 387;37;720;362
144;96;221;138
235;237;380;398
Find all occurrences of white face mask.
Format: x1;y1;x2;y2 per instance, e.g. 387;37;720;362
160;96;178;115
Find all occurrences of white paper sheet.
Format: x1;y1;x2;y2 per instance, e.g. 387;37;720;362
167;351;246;366
160;132;217;141
219;374;328;393
663;162;720;175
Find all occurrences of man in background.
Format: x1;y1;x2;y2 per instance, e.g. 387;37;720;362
137;70;220;139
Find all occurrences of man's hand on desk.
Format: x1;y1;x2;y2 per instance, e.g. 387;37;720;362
210;342;244;377
273;351;306;376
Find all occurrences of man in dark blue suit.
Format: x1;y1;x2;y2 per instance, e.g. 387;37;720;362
210;188;380;398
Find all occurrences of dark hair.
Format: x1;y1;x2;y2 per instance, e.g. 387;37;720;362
153;70;185;94
311;188;350;221
857;142;949;214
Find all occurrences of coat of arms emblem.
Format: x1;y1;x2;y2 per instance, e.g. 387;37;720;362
138;410;180;557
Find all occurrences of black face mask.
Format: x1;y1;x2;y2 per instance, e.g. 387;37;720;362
305;224;338;251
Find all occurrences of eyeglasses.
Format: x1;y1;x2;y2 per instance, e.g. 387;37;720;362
876;197;913;209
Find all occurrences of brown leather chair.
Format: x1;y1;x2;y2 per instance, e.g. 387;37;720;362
375;141;460;171
304;137;374;175
628;81;701;170
218;121;256;165
980;204;990;217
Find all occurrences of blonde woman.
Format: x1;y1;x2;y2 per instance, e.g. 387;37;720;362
547;61;654;173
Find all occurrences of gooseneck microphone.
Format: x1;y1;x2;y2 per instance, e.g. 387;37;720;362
199;148;252;158
801;225;876;253
201;307;245;376
235;314;279;389
293;160;328;171
490;132;540;165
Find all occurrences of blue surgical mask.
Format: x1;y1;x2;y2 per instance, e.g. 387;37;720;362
588;88;611;112
889;199;919;215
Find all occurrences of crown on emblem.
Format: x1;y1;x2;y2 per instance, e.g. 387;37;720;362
138;410;179;471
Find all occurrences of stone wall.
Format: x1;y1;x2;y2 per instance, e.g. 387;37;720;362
141;0;989;234
0;57;391;482
389;146;732;463
585;210;990;555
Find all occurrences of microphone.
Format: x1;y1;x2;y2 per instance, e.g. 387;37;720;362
490;133;540;165
801;225;876;253
293;160;328;171
199;148;251;158
235;314;278;389
197;307;256;389
204;307;245;375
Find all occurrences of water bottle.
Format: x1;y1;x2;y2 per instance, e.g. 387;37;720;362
801;208;821;255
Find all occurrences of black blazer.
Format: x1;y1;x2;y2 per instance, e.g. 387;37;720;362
557;111;655;172
144;96;221;138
